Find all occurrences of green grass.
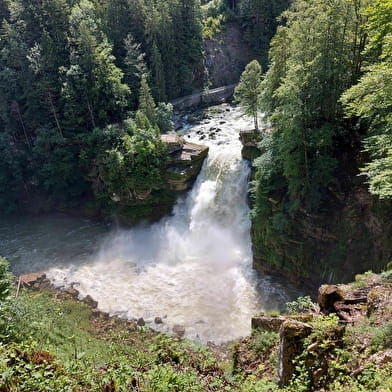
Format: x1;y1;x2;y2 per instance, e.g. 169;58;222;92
0;289;234;391
2;256;392;391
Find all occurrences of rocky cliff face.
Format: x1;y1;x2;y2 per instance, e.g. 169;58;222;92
204;23;255;88
239;133;392;287
251;188;392;287
161;134;209;192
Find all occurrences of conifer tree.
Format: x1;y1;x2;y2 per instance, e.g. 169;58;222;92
123;33;147;108
150;41;167;102
62;0;130;132
138;74;156;126
234;60;262;130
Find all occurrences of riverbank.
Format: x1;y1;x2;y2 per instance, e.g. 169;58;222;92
2;257;392;391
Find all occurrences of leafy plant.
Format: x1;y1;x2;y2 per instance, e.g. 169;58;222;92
285;296;318;314
0;256;13;300
251;329;279;353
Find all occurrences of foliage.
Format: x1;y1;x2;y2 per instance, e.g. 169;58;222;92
234;60;262;130
0;285;233;391
141;364;203;392
0;133;28;213
238;0;290;65
0;257;13;301
285;296;318;314
250;0;373;278
92;117;166;204
370;320;392;350
1;268;392;391
0;0;202;214
202;14;226;39
155;102;174;133
251;329;278;353
341;0;392;199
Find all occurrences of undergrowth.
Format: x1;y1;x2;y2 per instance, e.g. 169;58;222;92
1;257;392;391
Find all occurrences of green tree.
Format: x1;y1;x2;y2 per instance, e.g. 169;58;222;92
0;133;28;213
61;0;130;132
261;0;365;207
250;0;371;276
138;74;157;126
97;116;166;200
341;0;392;199
123;33;147;108
155;102;174;133
234;60;262;130
149;41;167;102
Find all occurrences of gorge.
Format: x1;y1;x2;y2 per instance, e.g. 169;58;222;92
0;104;301;343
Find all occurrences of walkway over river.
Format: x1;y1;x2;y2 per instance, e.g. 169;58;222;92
170;84;237;110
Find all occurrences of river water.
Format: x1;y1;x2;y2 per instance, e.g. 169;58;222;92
0;104;300;343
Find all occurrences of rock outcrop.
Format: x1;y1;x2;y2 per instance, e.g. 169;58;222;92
251;315;286;332
247;272;392;389
161;134;209;192
278;320;313;387
238;129;262;161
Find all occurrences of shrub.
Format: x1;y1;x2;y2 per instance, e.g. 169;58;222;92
0;256;13;300
370;320;392;351
251;329;278;353
286;296;318;314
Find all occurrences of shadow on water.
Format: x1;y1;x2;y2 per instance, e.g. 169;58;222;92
0;214;109;275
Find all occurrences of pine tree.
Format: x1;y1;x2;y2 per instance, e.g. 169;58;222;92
234;60;262;130
138;74;156;126
62;0;130;132
123;33;147;108
150;41;167;102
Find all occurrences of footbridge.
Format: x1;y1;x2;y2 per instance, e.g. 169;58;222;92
170;84;237;111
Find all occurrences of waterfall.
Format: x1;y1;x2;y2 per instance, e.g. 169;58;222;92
1;104;300;343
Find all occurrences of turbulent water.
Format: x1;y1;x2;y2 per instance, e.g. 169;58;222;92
0;104;300;343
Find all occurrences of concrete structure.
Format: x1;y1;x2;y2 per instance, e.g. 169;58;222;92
171;84;237;111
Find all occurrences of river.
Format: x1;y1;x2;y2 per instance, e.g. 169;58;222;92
0;104;301;343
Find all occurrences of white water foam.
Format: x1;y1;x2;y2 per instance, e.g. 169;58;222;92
35;105;295;342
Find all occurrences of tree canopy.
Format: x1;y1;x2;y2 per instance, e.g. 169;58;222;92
0;0;204;213
234;59;262;130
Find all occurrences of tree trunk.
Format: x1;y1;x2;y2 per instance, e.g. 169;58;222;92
47;92;64;139
86;98;96;128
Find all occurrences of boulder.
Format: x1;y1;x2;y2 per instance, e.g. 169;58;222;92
239;129;262;148
137;318;146;327
318;285;344;313
319;284;370;322
160;134;184;153
154;317;163;324
82;295;98;309
18;272;47;288
172;324;186;338
164;139;209;192
64;287;79;298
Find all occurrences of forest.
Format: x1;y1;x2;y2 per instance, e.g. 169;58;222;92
0;0;207;216
0;0;288;218
246;0;392;283
0;0;391;279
